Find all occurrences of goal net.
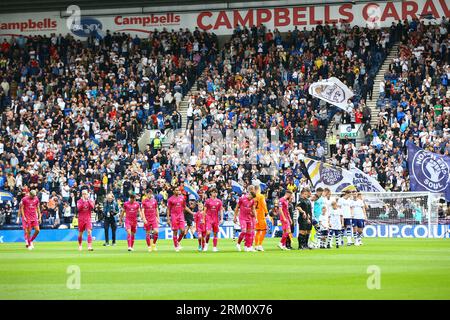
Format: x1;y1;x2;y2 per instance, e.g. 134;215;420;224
292;191;444;239
355;192;442;238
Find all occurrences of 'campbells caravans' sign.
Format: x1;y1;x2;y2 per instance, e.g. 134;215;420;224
0;0;449;38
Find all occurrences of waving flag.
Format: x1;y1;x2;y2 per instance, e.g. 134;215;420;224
252;179;268;192
308;77;354;112
408;143;450;201
20;124;33;138
303;157;385;193
259;182;268;192
87;138;99;150
183;183;200;201
349;166;385;193
231;180;244;195
0;191;13;202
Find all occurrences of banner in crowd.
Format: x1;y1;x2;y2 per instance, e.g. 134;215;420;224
308;77;354;112
0;191;14;202
0;0;449;38
340;124;361;139
1;224;449;242
304;157;385;192
407;143;450;201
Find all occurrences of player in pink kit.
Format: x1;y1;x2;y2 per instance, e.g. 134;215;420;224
194;202;207;252
167;186;193;252
234;185;257;252
120;194;143;252
204;188;224;252
277;190;294;250
141;189;159;252
76;190;95;251
18;189;41;250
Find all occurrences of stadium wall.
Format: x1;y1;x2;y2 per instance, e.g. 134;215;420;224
0;0;449;39
0;225;449;243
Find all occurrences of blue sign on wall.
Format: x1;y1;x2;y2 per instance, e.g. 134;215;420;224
0;225;449;243
70;17;104;39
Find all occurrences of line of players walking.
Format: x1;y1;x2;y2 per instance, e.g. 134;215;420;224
18;185;367;252
277;187;368;251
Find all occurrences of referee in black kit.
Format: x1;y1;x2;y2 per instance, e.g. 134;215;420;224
297;188;313;250
184;194;197;239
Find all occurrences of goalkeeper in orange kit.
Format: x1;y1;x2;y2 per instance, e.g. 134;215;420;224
254;185;269;251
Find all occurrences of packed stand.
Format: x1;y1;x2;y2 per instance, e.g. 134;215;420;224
0;28;218;227
164;22;395;213
0;21;428;229
328;18;449;197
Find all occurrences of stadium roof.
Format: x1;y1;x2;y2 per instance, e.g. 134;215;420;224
1;0;360;14
1;0;267;14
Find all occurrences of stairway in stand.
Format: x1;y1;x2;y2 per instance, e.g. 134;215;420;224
161;80;200;148
325;43;400;152
367;43;399;130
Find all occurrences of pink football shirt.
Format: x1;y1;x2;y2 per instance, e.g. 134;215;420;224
279;197;290;223
22;196;40;221
124;201;140;222
205;198;223;221
238;195;255;219
194;211;206;230
142;198;158;220
77;198;95;221
167;195;186;217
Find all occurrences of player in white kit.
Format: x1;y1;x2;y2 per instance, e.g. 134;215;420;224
351;192;367;246
337;190;354;246
318;206;329;249
322;188;334;213
322;188;334;246
327;201;343;249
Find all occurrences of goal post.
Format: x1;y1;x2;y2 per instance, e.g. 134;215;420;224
292;191;445;239
356;192;442;238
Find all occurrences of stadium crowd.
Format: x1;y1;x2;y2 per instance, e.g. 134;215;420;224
0;28;217;226
328;18;449;193
0;17;449;229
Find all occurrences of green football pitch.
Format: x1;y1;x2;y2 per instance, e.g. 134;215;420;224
1;238;449;300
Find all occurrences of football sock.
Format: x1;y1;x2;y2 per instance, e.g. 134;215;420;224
260;230;266;245
281;233;288;246
254;231;260;246
173;234;179;248
237;232;245;245
327;232;332;246
245;232;253;248
286;236;291;248
30;232;38;242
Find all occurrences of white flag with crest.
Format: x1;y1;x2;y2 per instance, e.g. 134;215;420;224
308;77;354;112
